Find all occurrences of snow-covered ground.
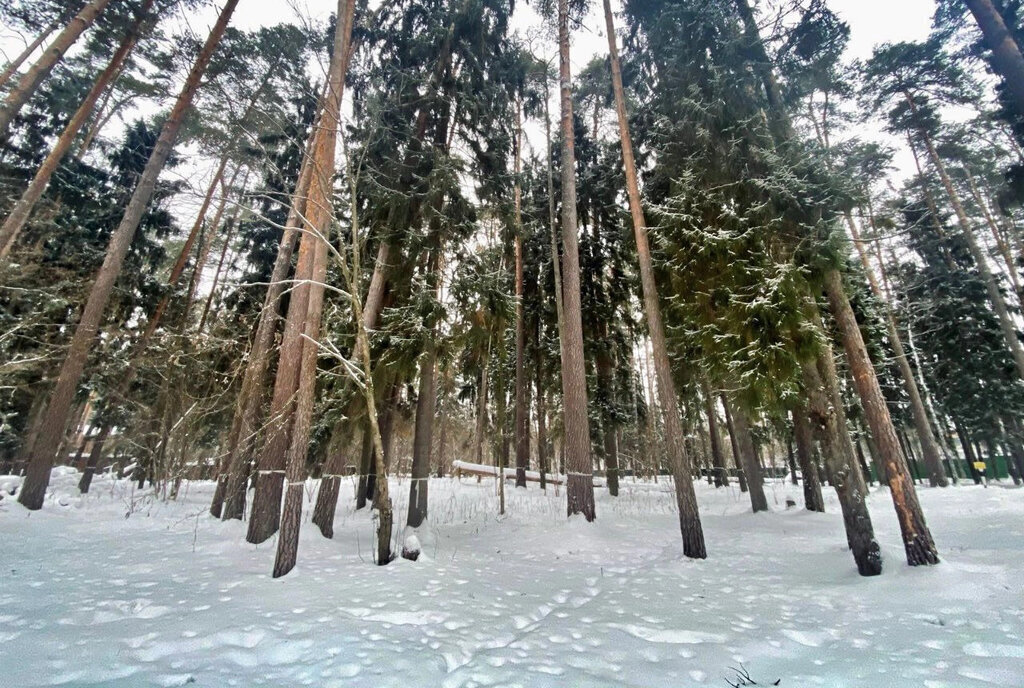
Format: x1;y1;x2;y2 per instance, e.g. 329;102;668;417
1;468;1022;687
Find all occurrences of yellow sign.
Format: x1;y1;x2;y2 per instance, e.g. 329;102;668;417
972;461;986;472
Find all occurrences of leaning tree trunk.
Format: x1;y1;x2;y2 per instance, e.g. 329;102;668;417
844;213;947;486
702;384;729;488
908;94;1024;381
272;1;353;576
964;0;1024;120
78;422;113;494
245;148;329;543
557;0;596;521
0;15;62;91
603;0;704;553
791;405;825;512
16;0;240;512
405;250;441;538
0;0;114;141
0;2;153;257
726;398;768;513
823;269;939;566
800;351;882;576
721;395;748;493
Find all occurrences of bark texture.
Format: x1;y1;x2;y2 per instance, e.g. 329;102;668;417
0;0;113;140
17;0;240;511
0;1;152;257
824;269;939;566
558;0;596;521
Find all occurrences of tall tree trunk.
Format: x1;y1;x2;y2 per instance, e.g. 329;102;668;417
844;213;947;486
0;0;153;258
800;353;882;575
721;395;748;493
536;356;549;491
964;0;1024;119
908;94;1024;380
254;3;352;555
244;192;316;543
965;168;1024;301
17;0;240;512
0;15;62;91
702;381;728;487
406;249;441;535
823;269;939;566
513;99;530;490
313;243;392;526
792;406;825;512
725;396;768;512
557;0;596;521
77;422;112;493
603;0;703;552
0;0;113;140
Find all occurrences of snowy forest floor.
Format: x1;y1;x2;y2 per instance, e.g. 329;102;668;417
1;469;1022;688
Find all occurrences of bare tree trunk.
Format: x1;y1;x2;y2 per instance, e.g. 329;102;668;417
824;268;939;566
17;0;240;512
701;381;728;487
908;94;1024;381
0;1;153;258
313;243;392;527
536;357;549;491
513;99;530;490
605;0;705;550
0;0;113;140
0;16;62;91
475;346;490;469
964;0;1024;119
844;213;947;486
721;395;747;493
406;249;442;536
557;0;596;521
800;353;882;575
354;426;373;509
272;1;354;576
198;175;249;332
725;397;768;512
792;405;825;512
965;169;1023;301
78;422;112;493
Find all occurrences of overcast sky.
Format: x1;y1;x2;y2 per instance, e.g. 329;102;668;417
218;0;936;64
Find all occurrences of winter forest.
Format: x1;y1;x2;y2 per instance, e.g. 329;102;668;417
1;0;1023;685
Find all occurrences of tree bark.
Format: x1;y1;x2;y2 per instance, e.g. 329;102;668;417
603;0;704;551
273;1;354;576
558;0;596;521
0;0;113;140
0;1;153;258
406;250;441;533
725;396;768;512
513;99;530;490
844;213;948;486
800;352;882;575
792;406;825;512
823;268;939;566
721;395;748;493
702;381;728;487
0;16;62;91
908;93;1024;381
964;0;1024;121
17;0;240;512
